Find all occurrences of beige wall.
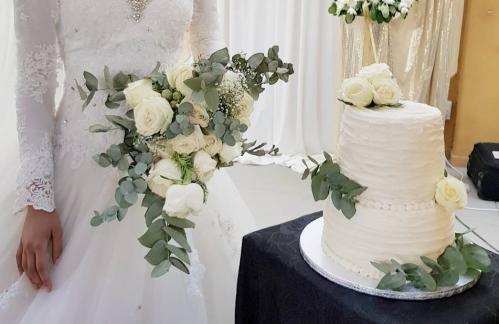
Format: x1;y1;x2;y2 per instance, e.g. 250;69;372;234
449;0;499;165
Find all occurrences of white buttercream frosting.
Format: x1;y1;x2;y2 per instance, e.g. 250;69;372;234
322;102;454;278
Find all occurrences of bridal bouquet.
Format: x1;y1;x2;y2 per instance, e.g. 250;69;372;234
76;47;293;277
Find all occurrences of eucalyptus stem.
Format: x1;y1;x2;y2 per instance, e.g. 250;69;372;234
363;7;379;64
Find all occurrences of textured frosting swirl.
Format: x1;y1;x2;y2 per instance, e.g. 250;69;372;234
323;201;454;279
338;102;445;204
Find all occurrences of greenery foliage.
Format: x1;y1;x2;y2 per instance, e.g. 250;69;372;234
302;152;366;219
372;232;492;291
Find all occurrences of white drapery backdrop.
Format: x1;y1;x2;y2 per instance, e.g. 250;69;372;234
0;1;17;144
218;0;341;163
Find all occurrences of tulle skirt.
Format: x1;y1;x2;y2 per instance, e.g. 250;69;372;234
0;129;256;323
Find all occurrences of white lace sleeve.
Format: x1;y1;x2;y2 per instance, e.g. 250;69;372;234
190;0;225;58
14;0;59;213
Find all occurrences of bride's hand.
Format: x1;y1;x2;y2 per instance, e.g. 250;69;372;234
17;207;63;292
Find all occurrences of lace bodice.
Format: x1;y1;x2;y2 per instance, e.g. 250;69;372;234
14;0;224;213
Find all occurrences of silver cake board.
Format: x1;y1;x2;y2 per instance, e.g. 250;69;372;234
300;218;480;301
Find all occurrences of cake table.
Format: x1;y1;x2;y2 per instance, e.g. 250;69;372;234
235;212;499;324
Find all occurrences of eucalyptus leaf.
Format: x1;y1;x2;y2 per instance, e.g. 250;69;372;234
134;162;148;175
248;53;265;70
119;180;135;194
340;198;356;219
109;91;125;102
104;66;113;90
93;153;112;168
170;257;190;274
83;71;98;91
133;178;148;193
105;115;135;131
164;215;195;229
370;261;394;274
465;268;481;280
107;145;122;162
113;71;129;91
209;48;230;65
421;256;443;273
311;174;326;201
145;240;168;266
377;272;406;290
151;259;172;278
434;268;460;287
164;226;191;252
124;191;138;204
74;80;88;100
90;213;103;227
166;244;191;265
438;246;467;275
138;219;166;248
460;244;491;272
117;208;128;222
89;124;113;133
145;201;164;226
117;157;129;171
82;90;95;110
204;87;219;111
331;190;342;210
184;78;203;92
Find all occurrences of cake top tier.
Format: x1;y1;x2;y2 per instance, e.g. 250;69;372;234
338;101;445;204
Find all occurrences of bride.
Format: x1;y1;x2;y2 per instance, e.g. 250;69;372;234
0;0;257;323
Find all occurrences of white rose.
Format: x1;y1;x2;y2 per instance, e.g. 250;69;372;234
189;102;210;127
193;150;218;182
219;142;243;164
435;177;468;211
234;92;254;126
203;133;223;157
163;183;205;218
372;78;402;106
341;77;374;107
123;79;160;109
169;125;206;155
147;139;173;159
167;64;194;97
357;63;393;84
146;159;182;198
134;97;174;137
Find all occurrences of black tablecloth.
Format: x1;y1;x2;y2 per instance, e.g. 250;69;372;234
235;212;499;324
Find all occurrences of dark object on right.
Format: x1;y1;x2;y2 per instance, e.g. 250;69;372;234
467;143;499;201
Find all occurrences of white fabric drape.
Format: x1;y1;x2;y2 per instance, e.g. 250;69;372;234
0;1;17;143
219;0;341;157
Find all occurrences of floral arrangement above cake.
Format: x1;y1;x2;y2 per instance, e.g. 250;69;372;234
329;0;415;24
339;63;402;108
76;46;293;277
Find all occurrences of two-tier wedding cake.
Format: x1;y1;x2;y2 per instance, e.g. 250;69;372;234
321;102;454;279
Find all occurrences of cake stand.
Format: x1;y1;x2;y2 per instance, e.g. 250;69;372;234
300;218;480;300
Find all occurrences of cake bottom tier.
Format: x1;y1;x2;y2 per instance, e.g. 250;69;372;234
322;200;455;279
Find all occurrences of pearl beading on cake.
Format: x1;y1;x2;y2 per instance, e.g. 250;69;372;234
357;198;436;212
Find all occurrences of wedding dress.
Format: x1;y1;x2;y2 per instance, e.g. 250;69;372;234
0;0;257;323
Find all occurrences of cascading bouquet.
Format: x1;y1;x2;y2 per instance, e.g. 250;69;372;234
329;0;415;24
75;46;293;277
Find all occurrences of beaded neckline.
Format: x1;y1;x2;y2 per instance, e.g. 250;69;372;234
127;0;151;22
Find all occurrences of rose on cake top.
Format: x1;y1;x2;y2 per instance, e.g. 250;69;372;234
339;63;403;108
